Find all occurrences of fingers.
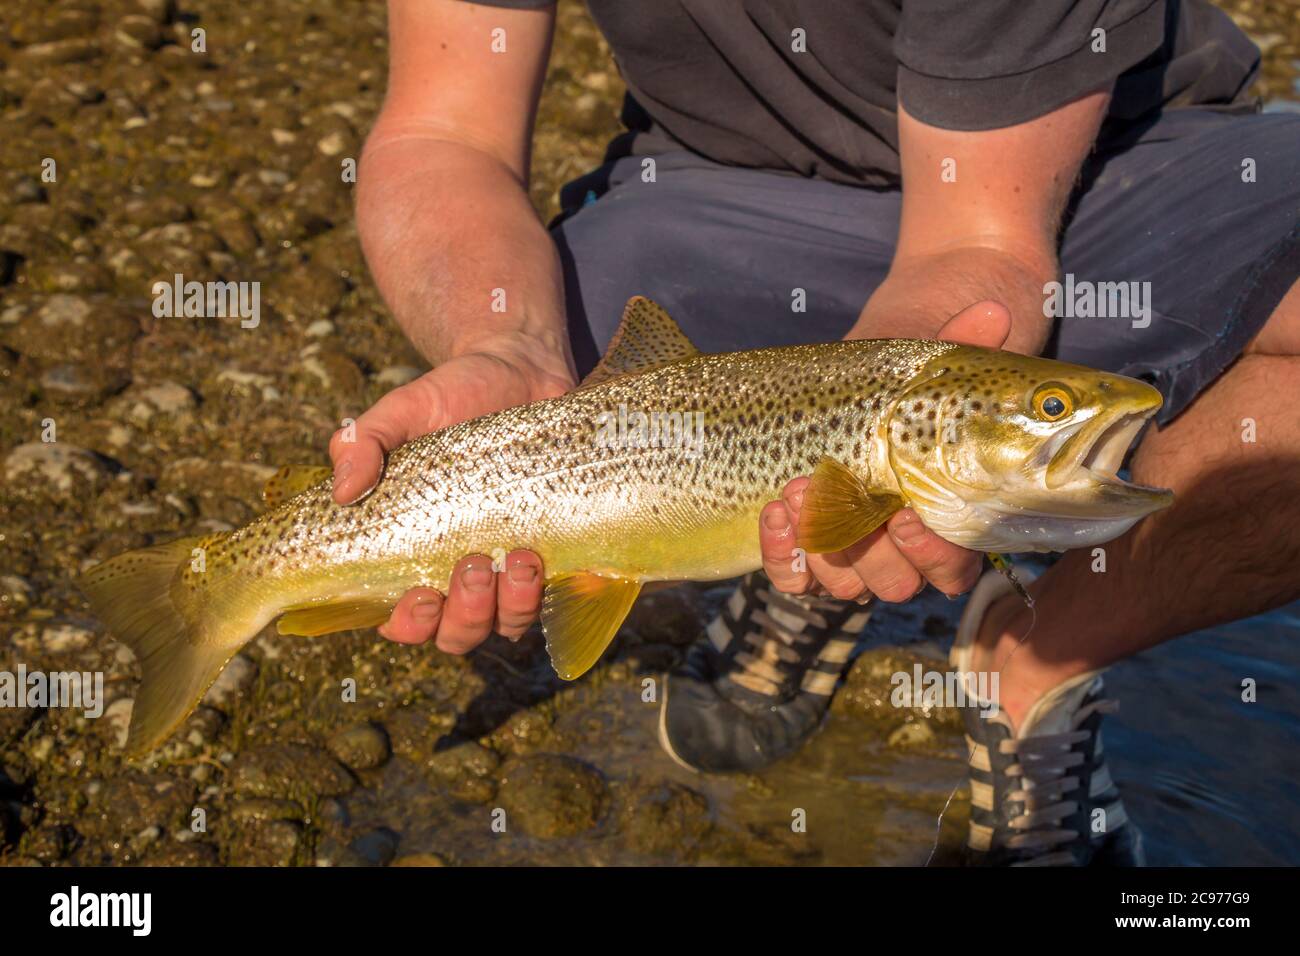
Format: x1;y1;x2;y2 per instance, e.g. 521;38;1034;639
378;589;444;645
330;380;443;504
495;550;544;640
886;510;982;597
763;479;978;603
434;555;500;655
376;551;546;654
781;479;873;600
838;530;924;603
760;493;815;594
936;300;1011;349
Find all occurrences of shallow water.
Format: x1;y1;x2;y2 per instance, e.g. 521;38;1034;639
337;587;1300;867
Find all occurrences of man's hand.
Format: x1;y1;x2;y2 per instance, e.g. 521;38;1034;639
345;1;567;653
757;89;1113;605
756;300;1011;604
330;339;572;650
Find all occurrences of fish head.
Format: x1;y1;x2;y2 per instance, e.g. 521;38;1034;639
884;347;1174;553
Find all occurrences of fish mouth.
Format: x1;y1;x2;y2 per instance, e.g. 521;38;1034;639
1041;398;1173;511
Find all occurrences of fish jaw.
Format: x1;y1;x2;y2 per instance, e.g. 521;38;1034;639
897;371;1173;553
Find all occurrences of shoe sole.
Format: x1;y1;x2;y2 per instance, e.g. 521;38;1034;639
656;672;703;774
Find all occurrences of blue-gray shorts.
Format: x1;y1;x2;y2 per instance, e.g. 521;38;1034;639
552;108;1300;424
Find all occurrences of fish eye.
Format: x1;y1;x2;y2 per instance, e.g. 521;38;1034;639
1033;386;1072;421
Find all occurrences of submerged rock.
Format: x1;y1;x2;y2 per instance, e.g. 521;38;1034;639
4;443;110;498
349;827;399;865
327;722;390;771
617;780;712;858
228;744;355;800
497;754;609;838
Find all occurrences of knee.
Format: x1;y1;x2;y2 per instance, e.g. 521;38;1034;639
1245;278;1300;357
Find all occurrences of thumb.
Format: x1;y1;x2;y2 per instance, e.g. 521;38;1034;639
936;300;1012;349
329;380;442;504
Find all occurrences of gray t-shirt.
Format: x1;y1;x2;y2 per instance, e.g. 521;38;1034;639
474;0;1260;186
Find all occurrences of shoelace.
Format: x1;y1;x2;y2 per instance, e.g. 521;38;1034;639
729;587;842;697
997;696;1119;867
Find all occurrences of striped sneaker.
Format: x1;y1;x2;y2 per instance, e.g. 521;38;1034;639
657;571;871;773
951;570;1145;866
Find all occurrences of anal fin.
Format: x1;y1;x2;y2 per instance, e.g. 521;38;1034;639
541;572;642;679
277;597;396;637
798;456;904;553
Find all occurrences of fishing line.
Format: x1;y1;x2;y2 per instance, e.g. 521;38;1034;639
925;555;1038;866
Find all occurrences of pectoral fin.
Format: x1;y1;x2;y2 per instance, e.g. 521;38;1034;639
263;465;333;507
541;572;642;680
277;597;396;637
798;456;904;553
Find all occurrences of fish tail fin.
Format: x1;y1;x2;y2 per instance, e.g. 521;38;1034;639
80;534;249;756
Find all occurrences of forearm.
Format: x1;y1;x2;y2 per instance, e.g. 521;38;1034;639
356;127;570;370
852;89;1112;354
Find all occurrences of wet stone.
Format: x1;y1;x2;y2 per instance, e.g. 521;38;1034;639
115;15;164;50
228;744;355;800
229;798;303;824
40;619;95;654
887;720;938;749
0;575;34;613
270;263;348;322
0;706;39;751
12;8;99;45
21;823;78;863
146;841;218;866
24;260;114;294
427;741;501;781
386;703;458;764
12;176;47;204
126;381;197;423
231;820;301;867
3;295;140;363
497;755;609;838
617;780;711;858
4;443;111;498
327;722;391;771
831;647;964;733
349;827;400;866
95;773;197;833
14;39;101;67
135;0;176;25
39;363;131;403
390;853;447;867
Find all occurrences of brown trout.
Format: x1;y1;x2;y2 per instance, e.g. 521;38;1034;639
82;297;1173;754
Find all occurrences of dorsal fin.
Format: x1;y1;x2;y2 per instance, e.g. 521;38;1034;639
578;296;701;389
262;465;333;508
